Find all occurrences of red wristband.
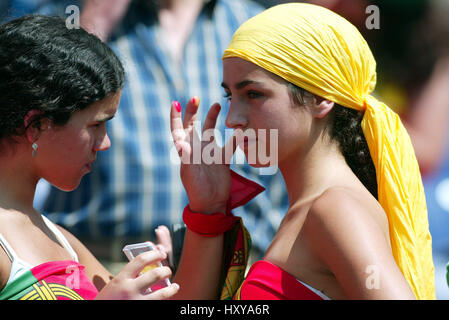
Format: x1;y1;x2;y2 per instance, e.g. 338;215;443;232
182;170;265;237
183;206;238;237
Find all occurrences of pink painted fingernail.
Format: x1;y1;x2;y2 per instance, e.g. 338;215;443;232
174;101;181;112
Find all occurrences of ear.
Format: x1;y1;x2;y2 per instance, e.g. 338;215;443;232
314;99;334;119
24;110;49;143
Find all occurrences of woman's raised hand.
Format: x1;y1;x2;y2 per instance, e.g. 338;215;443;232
170;97;236;214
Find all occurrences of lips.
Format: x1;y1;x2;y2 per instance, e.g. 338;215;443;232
234;132;257;149
239;135;258;149
243;137;257;149
85;159;96;171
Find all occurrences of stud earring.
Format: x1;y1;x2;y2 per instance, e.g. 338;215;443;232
32;142;38;157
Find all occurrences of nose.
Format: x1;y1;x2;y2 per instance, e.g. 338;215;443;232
94;132;111;152
225;101;248;129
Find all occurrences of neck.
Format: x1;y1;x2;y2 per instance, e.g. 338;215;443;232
279;137;350;208
0;146;39;213
159;0;204;23
158;0;205;62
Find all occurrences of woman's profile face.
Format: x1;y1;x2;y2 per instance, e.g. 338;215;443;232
33;90;121;191
222;58;314;167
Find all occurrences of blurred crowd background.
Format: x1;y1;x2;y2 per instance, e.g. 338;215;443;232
1;0;448;299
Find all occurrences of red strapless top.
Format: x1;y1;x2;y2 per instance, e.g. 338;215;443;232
235;260;327;300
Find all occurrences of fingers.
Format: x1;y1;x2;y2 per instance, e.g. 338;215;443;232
183;96;199;129
170;101;185;143
202;103;221;134
170;99;199;162
155;225;174;268
122;250;167;278
146;283;180;300
170;99;236;164
137;264;172;292
155;225;173;255
135;263;180;300
170;101;191;162
170;97;200;138
125;250;176;298
170;98;220;136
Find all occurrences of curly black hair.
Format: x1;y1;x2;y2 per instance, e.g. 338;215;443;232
288;83;378;199
0;14;125;144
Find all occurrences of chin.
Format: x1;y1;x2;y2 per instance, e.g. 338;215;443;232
244;151;278;168
54;185;79;192
50;178;83;192
246;161;279;175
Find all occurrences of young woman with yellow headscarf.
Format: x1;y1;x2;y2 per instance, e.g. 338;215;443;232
169;3;435;300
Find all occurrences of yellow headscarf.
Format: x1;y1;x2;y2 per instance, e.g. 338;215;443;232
223;3;435;300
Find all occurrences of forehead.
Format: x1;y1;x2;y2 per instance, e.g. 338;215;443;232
222;58;286;86
76;90;121;120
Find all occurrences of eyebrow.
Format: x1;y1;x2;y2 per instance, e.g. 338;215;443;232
221;80;264;90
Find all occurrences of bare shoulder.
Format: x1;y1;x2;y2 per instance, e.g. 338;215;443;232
302;187;415;299
0;232;11;290
307;187;388;233
54;224;112;287
0;210;20;289
302;186;391;266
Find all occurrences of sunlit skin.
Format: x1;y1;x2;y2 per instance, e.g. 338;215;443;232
221;59;315;168
170;58;416;299
33;92;121;192
0;90;179;299
0;91;119;287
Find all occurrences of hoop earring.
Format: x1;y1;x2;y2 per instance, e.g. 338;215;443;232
32;142;38;157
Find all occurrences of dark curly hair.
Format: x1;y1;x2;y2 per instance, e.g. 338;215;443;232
288;83;378;199
0;15;125;145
